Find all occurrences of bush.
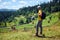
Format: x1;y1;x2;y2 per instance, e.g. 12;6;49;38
26;16;31;23
58;12;60;20
19;19;24;25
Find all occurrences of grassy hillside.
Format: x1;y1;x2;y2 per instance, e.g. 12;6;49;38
0;12;60;40
15;12;59;29
0;20;60;40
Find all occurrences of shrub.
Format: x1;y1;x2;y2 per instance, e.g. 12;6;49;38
58;12;60;20
19;19;24;25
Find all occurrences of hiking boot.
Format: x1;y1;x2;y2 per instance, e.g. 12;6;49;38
35;34;39;36
33;34;39;37
35;33;38;36
40;34;45;37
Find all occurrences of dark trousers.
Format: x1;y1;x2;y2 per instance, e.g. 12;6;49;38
36;20;42;35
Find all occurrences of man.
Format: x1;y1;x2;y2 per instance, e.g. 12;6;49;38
36;6;44;37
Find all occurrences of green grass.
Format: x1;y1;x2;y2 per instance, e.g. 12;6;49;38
16;12;59;29
0;21;60;40
0;12;60;40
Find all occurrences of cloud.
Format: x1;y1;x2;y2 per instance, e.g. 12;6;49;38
4;6;9;8
0;0;50;9
0;5;9;9
0;0;2;2
48;0;52;2
0;2;11;9
0;5;3;8
19;1;27;5
12;0;16;2
18;1;28;7
12;6;19;9
2;2;11;5
30;1;32;3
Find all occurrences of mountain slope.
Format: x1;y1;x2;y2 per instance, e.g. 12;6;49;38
0;21;60;40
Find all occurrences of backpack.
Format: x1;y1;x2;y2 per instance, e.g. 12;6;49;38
41;12;46;19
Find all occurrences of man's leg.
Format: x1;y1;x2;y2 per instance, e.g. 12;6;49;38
39;21;45;37
40;25;42;35
36;21;39;36
39;21;42;35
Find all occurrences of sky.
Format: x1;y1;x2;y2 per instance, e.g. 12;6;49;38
0;0;51;10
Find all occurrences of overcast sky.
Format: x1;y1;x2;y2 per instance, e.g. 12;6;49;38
0;0;51;9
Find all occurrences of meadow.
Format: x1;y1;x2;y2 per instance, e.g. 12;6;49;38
0;12;60;40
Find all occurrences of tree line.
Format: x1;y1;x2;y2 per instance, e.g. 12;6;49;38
0;0;60;27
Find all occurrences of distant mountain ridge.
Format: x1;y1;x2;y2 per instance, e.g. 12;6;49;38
0;9;17;12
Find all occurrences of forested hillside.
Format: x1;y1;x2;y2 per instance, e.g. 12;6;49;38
0;0;60;27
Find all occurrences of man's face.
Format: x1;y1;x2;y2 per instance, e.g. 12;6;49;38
38;7;41;10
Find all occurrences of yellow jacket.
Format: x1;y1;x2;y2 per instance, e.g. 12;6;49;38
38;10;42;21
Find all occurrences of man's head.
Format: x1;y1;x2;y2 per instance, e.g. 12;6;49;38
37;6;41;10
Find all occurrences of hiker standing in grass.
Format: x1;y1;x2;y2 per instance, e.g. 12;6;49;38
35;6;46;37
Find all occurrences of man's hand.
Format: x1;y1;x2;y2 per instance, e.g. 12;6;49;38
39;14;42;17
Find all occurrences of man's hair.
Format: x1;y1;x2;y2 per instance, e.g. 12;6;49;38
37;6;41;10
36;6;41;13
